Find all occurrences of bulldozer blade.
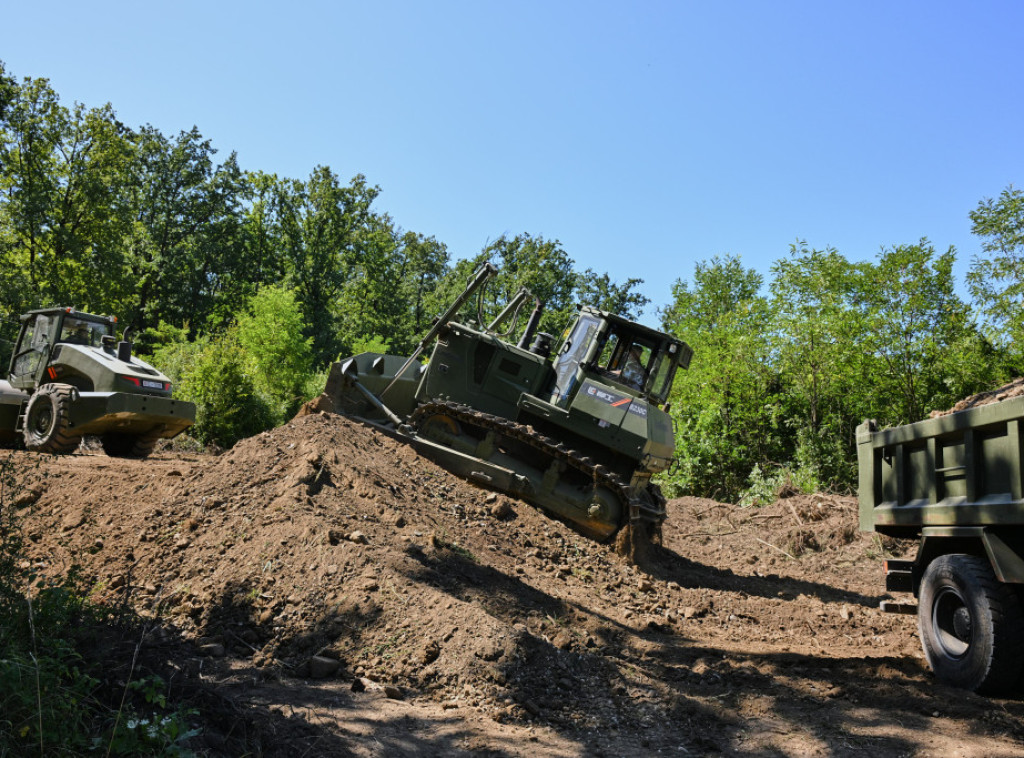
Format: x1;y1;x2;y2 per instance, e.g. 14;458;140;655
323;353;422;425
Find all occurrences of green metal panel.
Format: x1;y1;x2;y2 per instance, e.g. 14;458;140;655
572;379;632;427
643;406;675;472
324;353;422;421
418;324;551;419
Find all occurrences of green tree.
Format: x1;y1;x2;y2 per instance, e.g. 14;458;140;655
574;269;650;321
121;125;247;335
214;169;290;326
332;222;453;356
394;230;450;348
0;61;15;120
967;185;1024;361
855;241;1003;425
769;243;865;486
0;74;133;315
278;168;379;365
236;284;314;419
334;213;407;352
659;256;780;501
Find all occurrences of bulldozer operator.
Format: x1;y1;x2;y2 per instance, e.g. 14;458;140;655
614;344;646;390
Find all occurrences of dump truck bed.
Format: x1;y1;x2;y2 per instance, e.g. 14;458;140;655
857;395;1024;537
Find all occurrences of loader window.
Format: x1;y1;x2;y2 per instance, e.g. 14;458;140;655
29;315;51;348
615;343;650;391
12;314;51;379
597;334;621;370
59;318;108;347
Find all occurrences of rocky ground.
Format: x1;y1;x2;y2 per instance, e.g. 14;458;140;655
9;410;1024;756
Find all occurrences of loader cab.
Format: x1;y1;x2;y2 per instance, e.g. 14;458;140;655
549;307;692;409
8;308;116;391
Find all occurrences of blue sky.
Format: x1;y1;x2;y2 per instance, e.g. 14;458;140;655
3;1;1022;325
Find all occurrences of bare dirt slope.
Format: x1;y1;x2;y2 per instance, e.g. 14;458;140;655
11;411;1024;756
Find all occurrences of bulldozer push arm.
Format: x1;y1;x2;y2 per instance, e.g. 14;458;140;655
378;262;499;402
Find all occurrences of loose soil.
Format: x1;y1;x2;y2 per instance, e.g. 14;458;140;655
10;410;1024;756
931;376;1024;416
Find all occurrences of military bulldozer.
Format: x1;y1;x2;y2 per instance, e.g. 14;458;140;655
0;307;195;457
321;263;691;543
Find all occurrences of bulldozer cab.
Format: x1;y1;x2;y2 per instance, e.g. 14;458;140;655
550;307;691;409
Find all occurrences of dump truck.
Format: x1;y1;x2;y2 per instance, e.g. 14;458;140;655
321;263;692;544
858;400;1024;694
0;307;195;457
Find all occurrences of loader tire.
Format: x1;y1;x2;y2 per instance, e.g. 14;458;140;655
23;384;81;454
100;432;159;459
918;554;1024;694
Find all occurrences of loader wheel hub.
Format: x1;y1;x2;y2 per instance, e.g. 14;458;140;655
29;405;54;435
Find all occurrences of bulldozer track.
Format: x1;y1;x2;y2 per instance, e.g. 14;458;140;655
409;400;666;530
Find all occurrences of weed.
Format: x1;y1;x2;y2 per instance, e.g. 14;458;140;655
738;463;817;507
571;566;592;582
0;451;202;756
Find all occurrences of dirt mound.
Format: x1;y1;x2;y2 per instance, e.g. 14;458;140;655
12;413;1024;756
931;376;1024;416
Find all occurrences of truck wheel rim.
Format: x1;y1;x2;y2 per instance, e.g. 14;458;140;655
932;587;972;659
29;404;54;436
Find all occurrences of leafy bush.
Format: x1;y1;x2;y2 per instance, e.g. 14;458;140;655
147;321;206;388
347;333;392;355
659;406;753;503
146;288;324;447
738;463;818;507
178;334;274;448
236;284;315;419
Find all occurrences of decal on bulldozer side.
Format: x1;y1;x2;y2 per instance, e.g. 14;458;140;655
581;380;648;418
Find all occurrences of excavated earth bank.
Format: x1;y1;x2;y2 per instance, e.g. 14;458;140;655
10;410;1024;756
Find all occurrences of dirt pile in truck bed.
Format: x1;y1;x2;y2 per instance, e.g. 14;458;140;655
931;376;1024;416
11;412;1024;756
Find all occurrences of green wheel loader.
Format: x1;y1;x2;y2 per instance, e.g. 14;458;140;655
321;264;692;544
0;307;195;457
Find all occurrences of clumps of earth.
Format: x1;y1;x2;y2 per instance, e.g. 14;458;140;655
11;410;1024;756
931;376;1024;416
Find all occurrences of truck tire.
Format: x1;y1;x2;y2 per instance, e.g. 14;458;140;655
23;384;81;454
100;432;159;459
918;554;1024;694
